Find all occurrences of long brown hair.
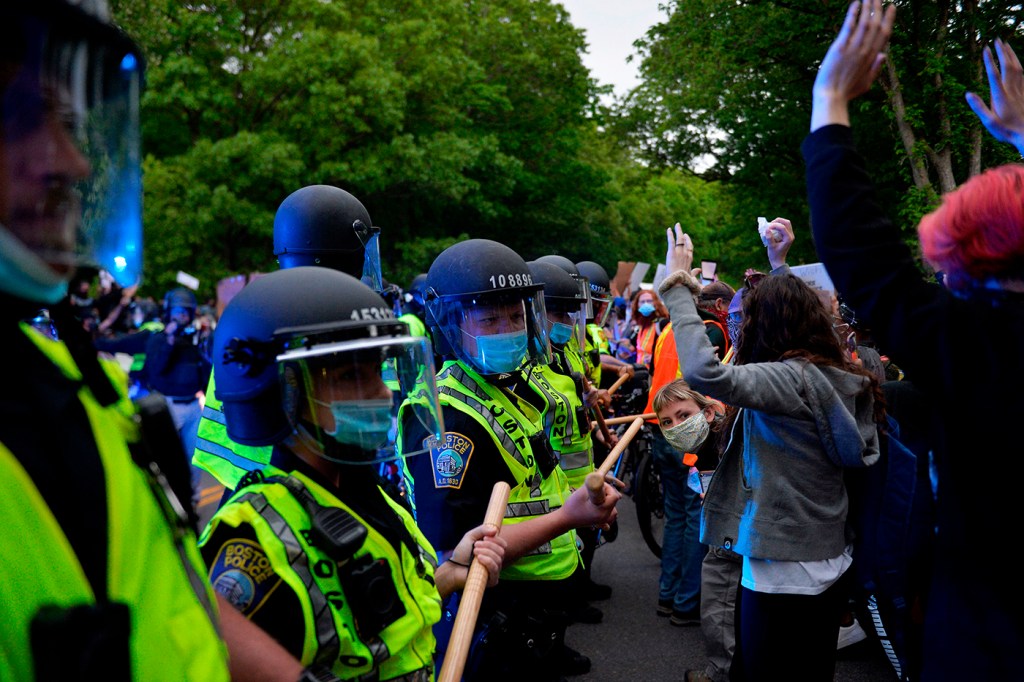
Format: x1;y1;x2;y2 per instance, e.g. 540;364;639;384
718;274;885;448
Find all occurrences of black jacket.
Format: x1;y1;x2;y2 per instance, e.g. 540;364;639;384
803;124;1024;680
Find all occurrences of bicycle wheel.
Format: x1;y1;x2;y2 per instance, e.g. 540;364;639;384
634;450;665;558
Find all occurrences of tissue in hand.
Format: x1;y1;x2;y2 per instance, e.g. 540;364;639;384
757;217;781;246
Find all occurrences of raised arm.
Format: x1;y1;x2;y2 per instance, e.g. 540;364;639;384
810;0;896;132
966;38;1024;156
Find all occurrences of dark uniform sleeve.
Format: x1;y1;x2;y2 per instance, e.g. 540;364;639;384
402;406;515;553
201;520;306;659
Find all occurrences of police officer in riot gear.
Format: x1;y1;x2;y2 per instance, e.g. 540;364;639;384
145;287;211;460
527;261;613;610
201;266;504;681
399;239;620;680
193;183;386;492
574;260;636;392
0;2;300;678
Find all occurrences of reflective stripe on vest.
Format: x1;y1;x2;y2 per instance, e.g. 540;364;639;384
433;362;578;581
202;471;440;679
531;363;594;489
192;370;273;488
437;365;528;468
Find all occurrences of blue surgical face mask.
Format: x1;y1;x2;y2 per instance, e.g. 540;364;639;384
549;321;573;346
470;329;528;374
321;398;395;452
638;302;656;317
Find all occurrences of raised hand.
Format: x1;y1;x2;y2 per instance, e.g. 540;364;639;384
665;222;693;275
811;0;896;131
966;39;1024;155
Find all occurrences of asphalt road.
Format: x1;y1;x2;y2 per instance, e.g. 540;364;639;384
565;493;896;681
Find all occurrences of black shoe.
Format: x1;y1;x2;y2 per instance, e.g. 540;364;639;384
558;645;592;676
656;599;673;617
569;604;603;624
584;580;612;601
670;608;700;627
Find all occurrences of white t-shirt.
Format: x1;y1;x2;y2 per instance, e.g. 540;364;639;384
741;544;854;596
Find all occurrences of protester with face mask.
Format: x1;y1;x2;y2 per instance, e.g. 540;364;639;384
650;379;722;632
653;379;740;682
628;289;669;369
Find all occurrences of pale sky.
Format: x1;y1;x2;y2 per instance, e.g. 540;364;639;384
558;0;669;98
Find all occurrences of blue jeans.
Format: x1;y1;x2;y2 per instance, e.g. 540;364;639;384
651;428;706;612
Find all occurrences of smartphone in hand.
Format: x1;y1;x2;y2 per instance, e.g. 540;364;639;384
700;260;717;286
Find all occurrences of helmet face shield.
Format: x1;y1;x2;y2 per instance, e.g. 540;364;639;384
1;11;144;298
278;335;442;464
360;228;383;293
427;288;551;375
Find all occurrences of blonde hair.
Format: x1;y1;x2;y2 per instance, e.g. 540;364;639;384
652;378;723;416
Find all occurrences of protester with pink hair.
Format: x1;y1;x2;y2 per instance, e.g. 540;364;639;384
803;2;1024;678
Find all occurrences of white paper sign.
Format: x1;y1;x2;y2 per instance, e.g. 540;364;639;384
788;263;834;294
176;270;200;291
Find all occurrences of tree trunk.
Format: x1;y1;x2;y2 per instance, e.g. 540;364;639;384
880;59;934;192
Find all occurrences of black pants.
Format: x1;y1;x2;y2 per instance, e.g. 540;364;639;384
730;572;849;682
464;580;572;682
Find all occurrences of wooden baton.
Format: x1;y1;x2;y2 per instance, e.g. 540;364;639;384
437;481;512;682
606;371;631;397
586;416;644;505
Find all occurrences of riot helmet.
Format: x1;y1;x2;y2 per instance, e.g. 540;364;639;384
213;267;442;464
527;260;587;351
162;286;197;325
403;273;428;317
425;239;550;376
534;254;592;319
576;260;613;327
0;1;145;303
273;185;383;292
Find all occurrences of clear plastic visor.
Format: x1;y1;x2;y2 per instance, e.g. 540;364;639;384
277;336;442;464
360;229;383;293
1;18;143;288
427;289;551;375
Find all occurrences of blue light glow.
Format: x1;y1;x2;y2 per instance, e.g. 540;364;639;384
120;54;138;72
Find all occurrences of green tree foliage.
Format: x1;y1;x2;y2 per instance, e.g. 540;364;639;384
627;0;1024;271
114;0;668;299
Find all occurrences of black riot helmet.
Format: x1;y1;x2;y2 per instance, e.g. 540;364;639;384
212;267;442;463
163;287;197;313
403;273;428;317
273;185;383;291
425;239;551;376
535;254;592;320
575;260;613;326
528;260;588;351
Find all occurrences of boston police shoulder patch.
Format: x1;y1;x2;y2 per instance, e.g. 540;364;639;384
208;538;280;617
426;431;475;489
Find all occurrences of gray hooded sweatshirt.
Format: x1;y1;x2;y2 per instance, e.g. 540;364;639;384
662;282;879;562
